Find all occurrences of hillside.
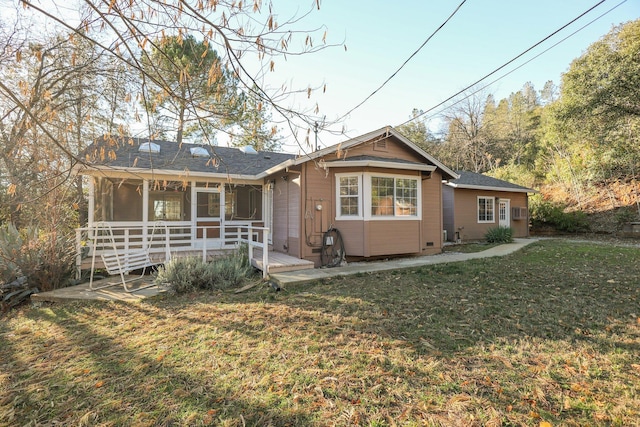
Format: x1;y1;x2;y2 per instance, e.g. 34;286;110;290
539;180;640;234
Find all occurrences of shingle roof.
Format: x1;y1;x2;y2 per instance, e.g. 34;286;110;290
81;137;295;177
448;171;536;193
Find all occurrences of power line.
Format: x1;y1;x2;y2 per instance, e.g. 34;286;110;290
395;0;618;128
404;0;629;126
335;0;468;122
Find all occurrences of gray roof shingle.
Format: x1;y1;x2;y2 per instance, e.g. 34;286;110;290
449;171;536;192
82;137;295;177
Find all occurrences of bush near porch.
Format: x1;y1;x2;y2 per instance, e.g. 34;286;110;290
155;244;254;294
0;224;76;311
1;239;639;425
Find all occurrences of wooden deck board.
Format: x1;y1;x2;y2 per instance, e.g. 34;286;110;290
251;249;315;274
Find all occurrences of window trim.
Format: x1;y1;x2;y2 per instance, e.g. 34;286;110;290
366;173;421;220
335;173;363;220
477;196;495;223
335;172;422;221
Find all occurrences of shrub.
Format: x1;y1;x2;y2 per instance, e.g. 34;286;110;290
156;245;254;294
614;207;639;230
529;198;590;233
485;226;514;243
0;224;75;292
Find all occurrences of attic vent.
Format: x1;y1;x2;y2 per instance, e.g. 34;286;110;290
374;139;387;151
240;146;258;154
139;142;160;154
190;146;209;158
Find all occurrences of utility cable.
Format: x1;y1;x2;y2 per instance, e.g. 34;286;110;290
335;0;468;122
406;0;629;125
395;0;615;127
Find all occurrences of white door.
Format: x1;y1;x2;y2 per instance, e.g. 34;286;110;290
195;188;223;248
499;199;510;228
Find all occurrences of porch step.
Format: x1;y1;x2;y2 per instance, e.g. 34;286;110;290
251;249;315;274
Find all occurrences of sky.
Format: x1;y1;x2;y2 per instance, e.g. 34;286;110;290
266;0;639;152
1;0;638;152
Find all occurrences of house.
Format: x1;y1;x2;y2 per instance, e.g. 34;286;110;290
75;126;458;276
442;171;538;242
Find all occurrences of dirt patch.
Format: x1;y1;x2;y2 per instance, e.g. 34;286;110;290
539;180;640;234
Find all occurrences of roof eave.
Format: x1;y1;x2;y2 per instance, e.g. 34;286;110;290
256;158;296;179
446;182;538;193
324;160;437;172
76;164;264;182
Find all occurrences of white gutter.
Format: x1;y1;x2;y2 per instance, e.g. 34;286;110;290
76;164;265;183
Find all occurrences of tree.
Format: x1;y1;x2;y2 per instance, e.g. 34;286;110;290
441;88;494;172
396;109;439;152
230;87;281;152
561;19;640;121
141;35;243;145
544;19;640;198
0;0;336;229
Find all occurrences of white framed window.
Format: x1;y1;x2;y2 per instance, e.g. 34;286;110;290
336;174;362;219
335;172;421;221
370;176;418;217
477;196;495;223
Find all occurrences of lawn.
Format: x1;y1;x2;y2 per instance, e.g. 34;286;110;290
1;240;639;426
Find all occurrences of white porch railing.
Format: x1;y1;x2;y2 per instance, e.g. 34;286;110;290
75;221;270;279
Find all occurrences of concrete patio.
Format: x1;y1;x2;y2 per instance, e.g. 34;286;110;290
31;276;167;303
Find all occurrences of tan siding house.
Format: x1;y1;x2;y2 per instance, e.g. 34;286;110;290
75;126;457;274
443;171;537;242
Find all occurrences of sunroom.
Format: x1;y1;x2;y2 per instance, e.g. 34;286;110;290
74;137;304;278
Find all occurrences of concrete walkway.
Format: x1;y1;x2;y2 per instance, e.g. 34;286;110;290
270;238;539;286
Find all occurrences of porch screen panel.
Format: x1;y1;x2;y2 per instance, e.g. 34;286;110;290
196;192;220;218
150;193;183;221
113;180;143;221
94;177;113;221
225;184;262;220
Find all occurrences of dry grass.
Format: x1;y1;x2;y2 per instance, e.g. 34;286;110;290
1;239;639;426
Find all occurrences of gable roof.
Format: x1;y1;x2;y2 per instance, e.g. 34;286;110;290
79;137;295;180
78;127;458;180
445;171;538;193
289;126;458;180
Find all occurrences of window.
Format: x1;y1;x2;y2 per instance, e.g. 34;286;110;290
335;173;420;220
395;178;418;216
371;176;395;216
478;196;495;223
371;176;418;217
337;175;361;218
150;193;183;221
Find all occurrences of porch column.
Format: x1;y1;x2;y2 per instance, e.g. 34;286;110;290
220;183;225;242
87;176;95;227
143;179;149;248
191;181;197;248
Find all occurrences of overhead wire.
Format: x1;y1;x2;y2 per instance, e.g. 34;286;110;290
334;0;468;123
402;0;630;126
394;0;616;128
